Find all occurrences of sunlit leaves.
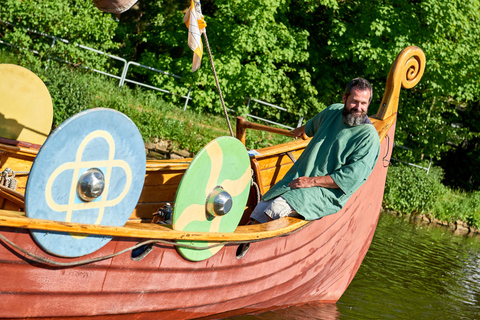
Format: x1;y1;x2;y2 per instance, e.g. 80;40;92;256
0;0;119;70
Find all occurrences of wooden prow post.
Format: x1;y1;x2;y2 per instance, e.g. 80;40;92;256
236;116;308;146
375;46;426;120
236;117;248;145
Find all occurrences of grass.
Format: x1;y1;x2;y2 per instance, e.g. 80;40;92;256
384;163;480;230
0;50;291;154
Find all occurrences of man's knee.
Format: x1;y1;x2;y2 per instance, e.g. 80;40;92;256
251;197;297;223
264;197;294;220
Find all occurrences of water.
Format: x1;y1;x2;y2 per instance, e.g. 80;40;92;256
234;213;480;319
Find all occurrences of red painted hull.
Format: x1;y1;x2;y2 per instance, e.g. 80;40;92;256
0;124;394;320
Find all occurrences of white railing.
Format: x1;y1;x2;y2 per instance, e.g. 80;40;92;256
392;143;433;174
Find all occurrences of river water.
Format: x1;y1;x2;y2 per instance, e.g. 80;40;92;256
234;213;480;319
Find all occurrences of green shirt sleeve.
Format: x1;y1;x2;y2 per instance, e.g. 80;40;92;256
329;129;380;196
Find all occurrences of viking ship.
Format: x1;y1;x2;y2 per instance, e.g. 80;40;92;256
0;25;425;319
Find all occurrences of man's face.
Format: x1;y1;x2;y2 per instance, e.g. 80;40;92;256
342;87;371;126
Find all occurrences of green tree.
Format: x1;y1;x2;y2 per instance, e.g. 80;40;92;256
116;0;339;125
314;0;480;163
0;0;119;70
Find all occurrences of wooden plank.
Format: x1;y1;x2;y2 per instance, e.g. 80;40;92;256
250;139;310;159
0;111;396;243
255;150;304;170
371;113;396;143
146;159;191;171
130;202;166;220
374;46;426;120
0;186;25;208
259;163;294;186
262;185;272;193
0;209;310;241
0;142;39;157
250;158;264;195
249;114;395;161
143;170;184;186
137;184;177;203
3;201;22;211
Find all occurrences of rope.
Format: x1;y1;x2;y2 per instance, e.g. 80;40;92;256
251;169;261;205
0;168;27;191
0;224;308;267
382;134;391;167
203;31;234;138
0;233;225;267
9;171;29;175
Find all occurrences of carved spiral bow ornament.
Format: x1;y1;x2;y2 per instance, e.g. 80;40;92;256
401;48;426;89
375;46;426;120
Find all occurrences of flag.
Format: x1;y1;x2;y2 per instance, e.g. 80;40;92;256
184;0;207;72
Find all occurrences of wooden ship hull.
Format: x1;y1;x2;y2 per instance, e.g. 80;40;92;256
0;47;425;319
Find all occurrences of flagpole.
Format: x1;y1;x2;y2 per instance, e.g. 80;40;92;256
202;31;234;138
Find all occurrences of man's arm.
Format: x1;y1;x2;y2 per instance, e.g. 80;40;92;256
288;176;339;189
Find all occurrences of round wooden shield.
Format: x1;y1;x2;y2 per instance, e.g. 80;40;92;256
25;108;146;257
172;136;251;261
0;64;53;145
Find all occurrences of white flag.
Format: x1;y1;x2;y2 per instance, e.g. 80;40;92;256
184;0;207;72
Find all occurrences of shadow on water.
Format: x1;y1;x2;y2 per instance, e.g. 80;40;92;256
233;213;480;320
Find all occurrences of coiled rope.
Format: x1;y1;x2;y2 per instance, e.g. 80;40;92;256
0;168;29;191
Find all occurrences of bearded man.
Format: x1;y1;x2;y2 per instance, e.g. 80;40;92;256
250;78;380;223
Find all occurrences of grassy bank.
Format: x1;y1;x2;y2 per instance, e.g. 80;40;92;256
0;51;290;154
384;164;480;230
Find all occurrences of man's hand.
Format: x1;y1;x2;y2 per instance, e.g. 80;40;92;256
288;176;316;188
291;125;306;139
288;176;340;189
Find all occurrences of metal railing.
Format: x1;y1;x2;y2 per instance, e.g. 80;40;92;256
0;20;303;129
392;143;432;174
245;98;304;130
118;61;192;111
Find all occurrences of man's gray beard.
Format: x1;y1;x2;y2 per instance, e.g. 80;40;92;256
342;109;367;127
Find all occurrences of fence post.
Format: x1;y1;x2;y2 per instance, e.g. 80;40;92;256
183;86;192;111
45;38;56;71
296;116;304;128
119;61;132;87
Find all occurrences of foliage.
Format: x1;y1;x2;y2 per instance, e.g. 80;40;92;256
3;1;480;177
114;0;335;126
37;63;232;152
383;163;445;215
42;64;93;125
319;0;480;187
384;163;480;228
0;0;119;70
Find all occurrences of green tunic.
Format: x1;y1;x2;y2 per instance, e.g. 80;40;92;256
262;103;380;220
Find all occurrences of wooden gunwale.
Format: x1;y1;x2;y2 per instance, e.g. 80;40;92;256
0;209;309;241
0;113;395;241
